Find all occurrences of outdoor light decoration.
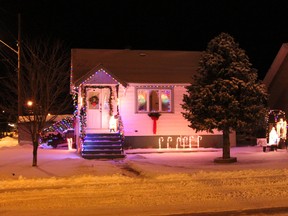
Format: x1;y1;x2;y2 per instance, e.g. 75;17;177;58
78;69;122;86
109;115;117;132
167;137;172;149
42;117;74;134
182;136;188;148
188;136;195;149
158;137;164;149
67;137;73;150
176;136;182;149
72;91;78;119
266;109;287;150
197;136;202;148
157;136;202;150
134;84;181;88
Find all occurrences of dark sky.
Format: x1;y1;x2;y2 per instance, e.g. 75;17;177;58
1;0;288;79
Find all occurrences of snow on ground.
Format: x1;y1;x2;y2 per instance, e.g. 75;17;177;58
1;136;288;216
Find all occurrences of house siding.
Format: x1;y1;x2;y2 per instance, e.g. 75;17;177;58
119;84;224;148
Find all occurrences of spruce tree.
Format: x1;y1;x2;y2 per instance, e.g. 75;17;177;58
182;32;268;162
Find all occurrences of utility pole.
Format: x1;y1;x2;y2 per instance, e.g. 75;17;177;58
0;14;21;143
17;13;21;144
18;14;21;117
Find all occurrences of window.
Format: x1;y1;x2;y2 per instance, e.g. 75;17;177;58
136;88;172;113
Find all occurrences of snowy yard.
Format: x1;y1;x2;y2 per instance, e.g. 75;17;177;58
1;136;288;215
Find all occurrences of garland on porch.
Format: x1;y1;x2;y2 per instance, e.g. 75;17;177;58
79;86;114;140
72;91;78;118
79;106;87;139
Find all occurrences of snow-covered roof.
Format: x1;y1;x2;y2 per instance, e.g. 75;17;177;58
71;49;202;87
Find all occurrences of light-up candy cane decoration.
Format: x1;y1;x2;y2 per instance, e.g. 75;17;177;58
176;136;182;149
167;137;172;149
189;136;194;149
197;136;203;148
182;136;188;149
158;137;164;149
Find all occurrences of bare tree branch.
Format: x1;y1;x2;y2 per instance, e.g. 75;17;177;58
0;37;73;166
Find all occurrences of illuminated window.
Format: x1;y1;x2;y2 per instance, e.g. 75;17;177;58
137;90;148;111
136;88;172;113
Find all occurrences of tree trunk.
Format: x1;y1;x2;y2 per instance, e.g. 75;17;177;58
222;129;230;159
32;141;38;166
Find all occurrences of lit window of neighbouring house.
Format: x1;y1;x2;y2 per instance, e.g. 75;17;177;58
136;88;172;113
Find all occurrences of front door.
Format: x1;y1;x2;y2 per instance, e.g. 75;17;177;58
86;87;111;131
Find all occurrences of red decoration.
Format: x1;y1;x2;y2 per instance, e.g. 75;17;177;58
151;116;158;134
148;112;161;134
89;95;99;107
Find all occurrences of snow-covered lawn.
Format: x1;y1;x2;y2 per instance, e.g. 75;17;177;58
1;136;288;215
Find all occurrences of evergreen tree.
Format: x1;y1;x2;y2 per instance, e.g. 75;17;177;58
182;32;268;161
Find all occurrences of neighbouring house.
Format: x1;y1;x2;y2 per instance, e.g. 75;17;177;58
263;43;288;114
70;49;234;158
261;43;288;150
18;115;73;144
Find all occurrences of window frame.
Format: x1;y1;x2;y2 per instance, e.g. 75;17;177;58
135;87;174;113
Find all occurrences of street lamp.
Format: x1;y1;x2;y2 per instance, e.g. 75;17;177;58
27;100;33;107
0;13;21;143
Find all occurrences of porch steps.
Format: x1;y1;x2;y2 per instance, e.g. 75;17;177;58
82;133;125;159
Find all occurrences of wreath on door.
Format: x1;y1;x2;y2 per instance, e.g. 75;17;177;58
89;95;99;107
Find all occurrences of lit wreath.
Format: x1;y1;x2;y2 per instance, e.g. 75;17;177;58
89;95;99;107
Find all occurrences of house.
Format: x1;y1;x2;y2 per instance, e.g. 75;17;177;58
70;49;232;158
262;43;288;149
263;43;288;114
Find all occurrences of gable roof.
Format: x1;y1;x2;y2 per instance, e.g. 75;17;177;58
263;43;288;113
71;49;202;86
74;64;128;87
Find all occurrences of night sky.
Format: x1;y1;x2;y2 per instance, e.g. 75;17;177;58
1;0;288;80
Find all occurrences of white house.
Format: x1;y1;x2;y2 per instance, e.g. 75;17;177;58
70;49;228;158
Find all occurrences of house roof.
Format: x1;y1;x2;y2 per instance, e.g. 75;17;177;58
71;49;202;86
263;43;288;114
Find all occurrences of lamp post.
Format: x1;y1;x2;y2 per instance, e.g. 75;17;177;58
0;13;21;143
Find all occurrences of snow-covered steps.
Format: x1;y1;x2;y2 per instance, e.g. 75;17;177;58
82;133;125;159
